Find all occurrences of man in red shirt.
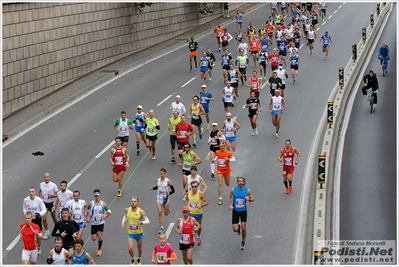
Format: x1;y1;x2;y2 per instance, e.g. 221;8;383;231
212;142;234;205
109;137;130;197
175;114;194;158
278;139;300;194
20;211;43;264
268;47;280;71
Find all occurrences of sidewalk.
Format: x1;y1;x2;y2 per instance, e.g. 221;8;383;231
2;3;259;142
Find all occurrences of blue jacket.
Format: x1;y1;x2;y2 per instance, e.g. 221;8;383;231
378;45;390;59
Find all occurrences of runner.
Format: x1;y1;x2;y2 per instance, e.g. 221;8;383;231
113;111;134;149
258;46;268;80
214;22;224;52
220;81;235;113
175;114;194;159
278;139;300;194
47;237;72;265
51;208;80;254
55;180;73;219
320;2;328;22
220;28;233;52
86;189;111;257
228;63;241;98
66;191;87;240
246;25;256;43
267;70;283;97
227;176;255;250
208;122;223;179
221;49;233;83
199;85;214;130
276;63;288;97
179;143;202;192
266;21;275;46
319;31;332;60
247;70;263;99
245;91;263;136
277;35;289;66
71;239;96;265
258;24;267;40
311;10;319;31
235;10;243;32
308;25;316;54
206;48;216;81
268;47;280;72
23;187;46;256
39;173;58;240
145;110;160;160
289;48;301;84
109;136;130;197
188;36;198;71
198;52;210;85
250;35;259;67
269;89;286;138
134;105;147;155
183;165;208;195
169;95;186;118
20;211;43;264
174;206;201;265
221;112;241;152
168;110;181;163
236;29;244;45
293;26;301;52
304;19;311;45
151;233;178;265
235;49;248;86
188;95;205;147
121;196;150;265
185;180;209;246
149;168;175;234
213;142;234;205
237;37;249;58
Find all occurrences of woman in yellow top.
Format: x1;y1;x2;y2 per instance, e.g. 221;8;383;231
185;180;209;246
145;109;160;160
188;95;205;147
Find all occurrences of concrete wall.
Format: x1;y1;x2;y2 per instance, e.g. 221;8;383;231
2;2;245;117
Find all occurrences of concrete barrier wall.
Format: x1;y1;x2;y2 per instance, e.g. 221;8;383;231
308;2;392;264
2;2;245;117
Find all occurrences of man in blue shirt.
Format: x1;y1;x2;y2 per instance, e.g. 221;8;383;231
199;85;214;130
377;43;391;74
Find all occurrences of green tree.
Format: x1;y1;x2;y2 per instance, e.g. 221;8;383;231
197;3;215;15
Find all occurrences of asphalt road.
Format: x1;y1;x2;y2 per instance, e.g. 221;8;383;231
2;3;388;265
340;3;397;244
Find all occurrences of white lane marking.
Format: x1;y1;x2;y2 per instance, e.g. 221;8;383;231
205;152;210;161
5;237;19;251
181;77;196;87
157;94;173;106
95;140;114;158
328;15;333;19
69;174;81;186
165;223;175;238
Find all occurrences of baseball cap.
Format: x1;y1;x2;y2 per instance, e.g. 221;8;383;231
212;122;218;126
182;206;190;212
176;95;181;98
137;105;143;109
226;112;232;117
369;70;374;73
190;165;197;171
202;85;207;88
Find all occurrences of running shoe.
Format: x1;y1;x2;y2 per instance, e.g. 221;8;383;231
195;64;198;68
322;18;325;22
37;247;42;256
190;66;192;71
206;124;210;130
171;157;176;163
197;238;202;246
310;50;312;54
43;230;50;240
237;223;241;235
285;188;290;194
240;241;246;250
182;194;187;201
117;190;122;197
293;79;296;84
209;77;212;81
289;186;293;193
255;130;258;135
275;132;279;138
136;149;140;155
136;258;142;265
263;75;267;80
233;148;236;152
234;96;237;101
218;197;223;205
211;173;215;178
131;259;135;265
219;48;221;52
385;70;388;74
96;249;102;257
158;227;165;234
192;141;197;147
232;102;235;107
252;130;255;136
325;57;328;61
152;154;156;160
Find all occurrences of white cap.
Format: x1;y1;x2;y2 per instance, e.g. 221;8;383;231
212;122;218;126
202;85;207;88
176;95;181;98
226;112;232;117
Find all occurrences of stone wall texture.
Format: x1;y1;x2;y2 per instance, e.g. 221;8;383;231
2;2;245;117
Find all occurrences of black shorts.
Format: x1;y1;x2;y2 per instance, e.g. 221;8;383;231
63;241;75;250
120;136;129;144
224;102;233;108
91;224;104;235
270;89;276;96
232;210;247;224
239;67;246;75
271;65;278;71
280;84;286;89
32;218;43;231
146;134;157;141
170;135;178;150
260;62;266;68
222;42;229;47
308;39;314;44
182;169;191;176
210;146;220;153
291;65;299;70
44;202;54;211
248;111;258;118
312;20;318;25
222;65;230;70
231;82;238;88
179;243;195;250
295;42;300;49
304;31;308;35
177;141;186;150
251;50;258;55
279;50;287;56
191;118;202;127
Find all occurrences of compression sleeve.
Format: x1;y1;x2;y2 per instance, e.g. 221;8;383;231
169;185;175;195
170;251;178;261
141;217;150;225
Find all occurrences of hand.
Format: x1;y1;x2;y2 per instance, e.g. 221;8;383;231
137;220;142;225
375;89;379;94
295;160;299;164
245;196;249;201
278;157;283;162
121;222;125;229
125;162;129;168
229;205;234;210
35;213;41;219
61;230;67;237
72;232;77;238
364;83;368;87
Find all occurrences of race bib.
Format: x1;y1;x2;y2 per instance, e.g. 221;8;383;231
235;198;245;208
250;103;258;109
189;202;198;210
94;215;103;222
157;252;168;262
73;214;82;220
136;120;142;126
181;234;190;244
129;223;139;232
218;159;226;167
115;156;123;165
183;162;191;171
284;158;292;166
180;131;187;137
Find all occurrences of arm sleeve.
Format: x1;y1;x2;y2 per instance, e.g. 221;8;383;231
169;185;175;195
23;200;27;214
113;119;120;127
52;222;60;236
169;251;178;261
152;249;157;260
39;199;47;217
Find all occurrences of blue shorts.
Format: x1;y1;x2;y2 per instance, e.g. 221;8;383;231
135;126;145;133
202;106;210;113
272;109;283;117
323;44;330;48
225;136;236;142
189;213;203;221
200;67;209;73
76;222;86;229
236;21;242;24
127;233;144;241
